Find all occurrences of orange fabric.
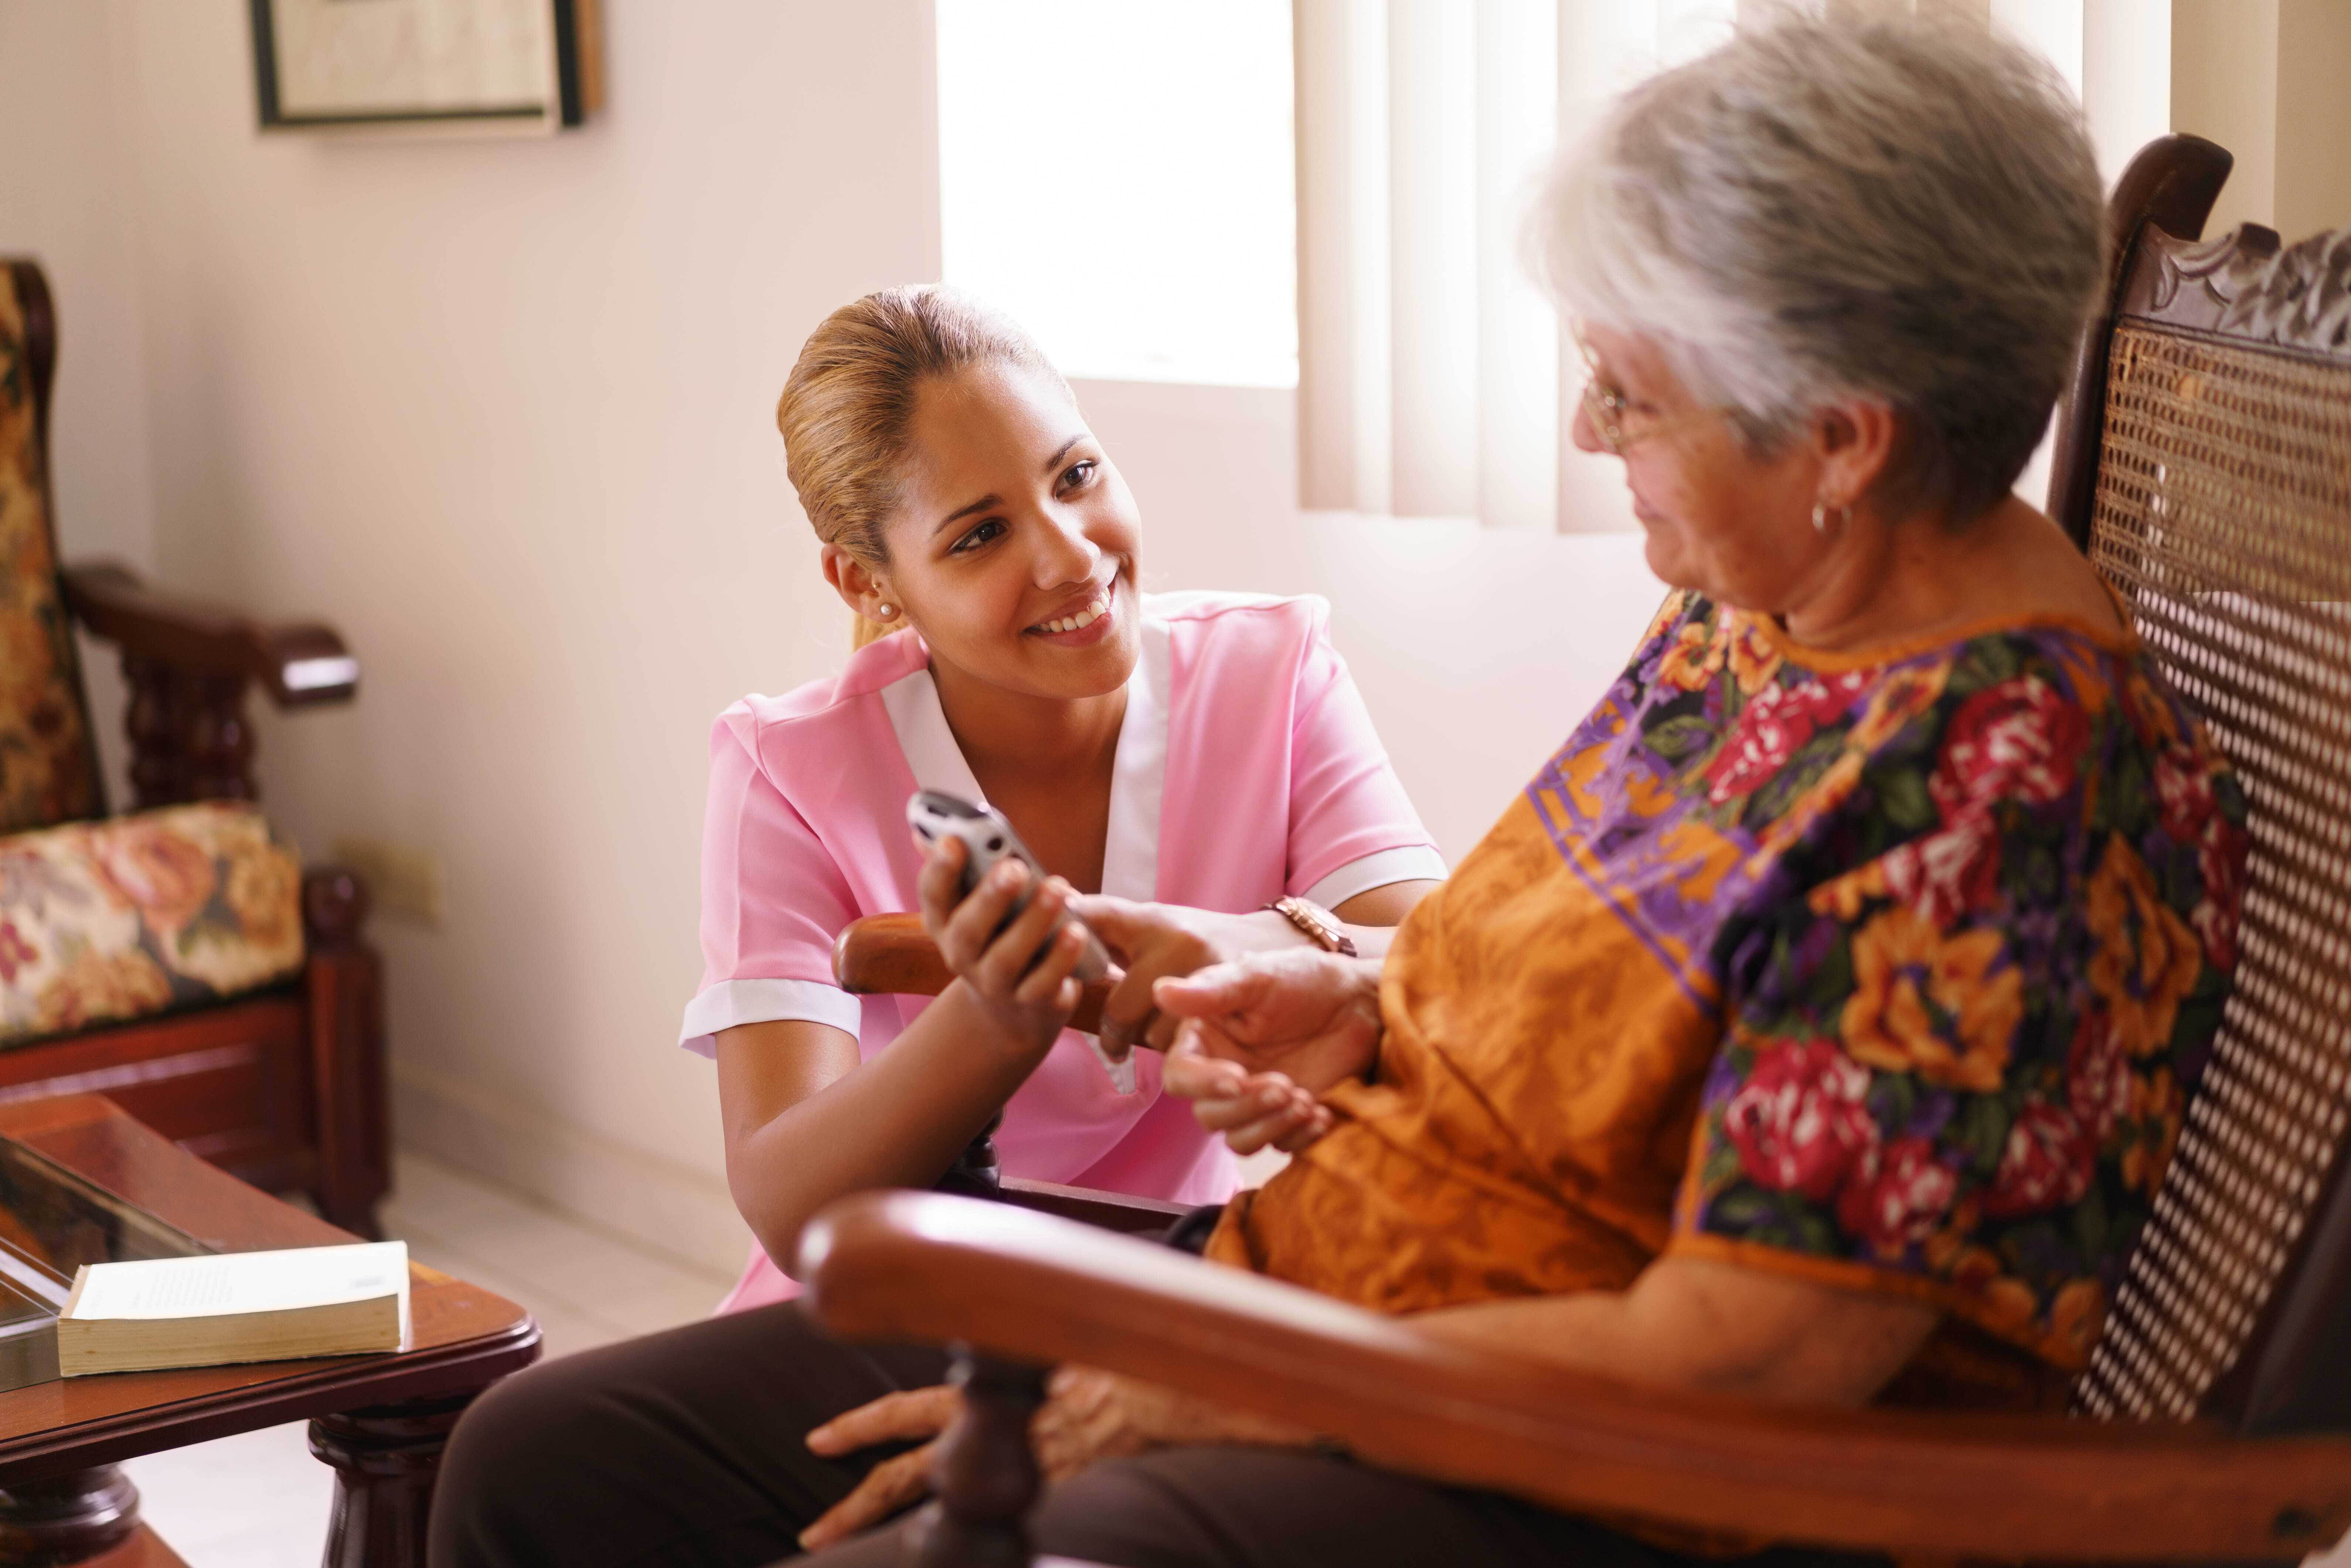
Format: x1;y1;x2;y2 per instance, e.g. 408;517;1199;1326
1209;792;1705;1311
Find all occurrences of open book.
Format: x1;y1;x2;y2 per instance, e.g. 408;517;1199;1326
58;1241;410;1376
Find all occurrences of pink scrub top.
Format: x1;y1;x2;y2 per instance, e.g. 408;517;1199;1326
681;591;1446;1312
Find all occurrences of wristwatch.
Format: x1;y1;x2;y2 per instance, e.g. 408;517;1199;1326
1264;895;1358;957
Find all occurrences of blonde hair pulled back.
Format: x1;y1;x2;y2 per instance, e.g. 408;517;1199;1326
776;286;1071;648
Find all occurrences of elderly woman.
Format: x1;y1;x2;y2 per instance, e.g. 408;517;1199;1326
430;13;2245;1568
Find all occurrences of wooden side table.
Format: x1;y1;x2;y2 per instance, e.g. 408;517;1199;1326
0;1094;540;1567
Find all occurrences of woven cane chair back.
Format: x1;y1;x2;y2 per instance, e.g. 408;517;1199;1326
2063;212;2351;1433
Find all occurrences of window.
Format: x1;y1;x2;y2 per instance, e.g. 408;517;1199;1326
934;0;1299;388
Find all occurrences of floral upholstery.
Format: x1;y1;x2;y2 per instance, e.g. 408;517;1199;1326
0;267;102;834
0;803;304;1045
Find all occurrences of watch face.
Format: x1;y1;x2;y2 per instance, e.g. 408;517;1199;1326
1277;897;1351;954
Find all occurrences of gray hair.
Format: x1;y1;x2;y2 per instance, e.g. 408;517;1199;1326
1534;7;2105;523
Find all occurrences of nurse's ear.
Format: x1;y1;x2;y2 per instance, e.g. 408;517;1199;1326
821;543;899;625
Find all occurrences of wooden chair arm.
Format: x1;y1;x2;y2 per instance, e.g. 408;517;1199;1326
61;561;358;707
833;913;1113;1035
801;1191;2351;1563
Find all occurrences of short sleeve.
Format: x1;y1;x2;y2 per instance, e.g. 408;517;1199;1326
680;711;863;1057
1668;652;2243;1370
1284;610;1447;905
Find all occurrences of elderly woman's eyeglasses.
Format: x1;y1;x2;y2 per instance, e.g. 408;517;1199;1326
1573;335;1720;456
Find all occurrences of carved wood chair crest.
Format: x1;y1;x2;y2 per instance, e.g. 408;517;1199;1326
2133;221;2351;350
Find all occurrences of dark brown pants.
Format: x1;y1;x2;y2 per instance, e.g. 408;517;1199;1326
429;1301;1870;1568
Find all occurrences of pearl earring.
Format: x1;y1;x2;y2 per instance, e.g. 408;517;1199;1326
1811;500;1850;535
874;603;897;620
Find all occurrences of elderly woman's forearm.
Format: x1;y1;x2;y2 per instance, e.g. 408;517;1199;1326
1405;1255;1939;1408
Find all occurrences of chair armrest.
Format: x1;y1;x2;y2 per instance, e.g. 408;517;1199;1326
834;913;1113;1034
61;561;358;707
801;1192;2351;1563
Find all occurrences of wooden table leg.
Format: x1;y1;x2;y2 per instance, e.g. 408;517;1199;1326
308;1391;474;1568
0;1465;139;1565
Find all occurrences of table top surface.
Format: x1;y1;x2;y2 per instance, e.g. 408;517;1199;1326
0;1094;539;1479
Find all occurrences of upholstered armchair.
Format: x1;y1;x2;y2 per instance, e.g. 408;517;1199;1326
0;258;387;1235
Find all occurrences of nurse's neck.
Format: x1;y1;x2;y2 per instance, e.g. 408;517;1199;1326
929;660;1127;797
930;660;1125;894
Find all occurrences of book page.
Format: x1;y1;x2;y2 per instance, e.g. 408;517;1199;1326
64;1242;409;1322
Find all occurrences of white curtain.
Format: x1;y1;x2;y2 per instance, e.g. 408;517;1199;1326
1294;0;1737;531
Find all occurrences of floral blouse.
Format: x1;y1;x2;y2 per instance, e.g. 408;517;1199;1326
1209;590;2245;1385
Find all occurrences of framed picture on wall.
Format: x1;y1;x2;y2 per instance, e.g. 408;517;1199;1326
249;0;603;136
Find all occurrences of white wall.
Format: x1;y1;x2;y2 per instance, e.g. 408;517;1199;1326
2171;0;2351;243
0;6;155;575
95;0;957;1272
1075;381;1657;861
6;0;1661;1272
0;3;157;805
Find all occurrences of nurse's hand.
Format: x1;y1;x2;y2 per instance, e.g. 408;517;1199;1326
1072;897;1311;1059
916;837;1091;1053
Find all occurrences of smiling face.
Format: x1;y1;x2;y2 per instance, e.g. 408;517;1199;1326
1571;324;1824;614
859;362;1142;701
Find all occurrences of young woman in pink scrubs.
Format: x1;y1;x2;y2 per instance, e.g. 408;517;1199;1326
683;287;1445;1311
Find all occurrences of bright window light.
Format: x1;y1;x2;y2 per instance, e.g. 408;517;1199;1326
935;1;1299;389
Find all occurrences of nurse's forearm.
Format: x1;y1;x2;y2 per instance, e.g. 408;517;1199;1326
716;988;1055;1276
1332;877;1442;959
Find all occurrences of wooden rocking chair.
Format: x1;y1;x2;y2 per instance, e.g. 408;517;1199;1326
807;135;2351;1566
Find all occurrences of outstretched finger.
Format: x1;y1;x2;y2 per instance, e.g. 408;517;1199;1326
1206;1095;1320;1156
799;1442;936;1551
1065;894;1149;964
1096;965;1161;1058
1191;1075;1309;1133
1141;1007;1185;1053
1151;961;1267;1020
1160;1028;1250;1102
806;1386;959;1456
1272;1106;1336;1153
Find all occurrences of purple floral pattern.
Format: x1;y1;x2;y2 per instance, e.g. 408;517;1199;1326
1582;592;2243;1370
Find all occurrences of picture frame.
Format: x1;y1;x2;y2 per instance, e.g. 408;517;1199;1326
249;0;603;137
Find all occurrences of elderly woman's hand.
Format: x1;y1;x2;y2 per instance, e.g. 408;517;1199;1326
798;1384;959;1552
1154;949;1384;1153
1032;1365;1316;1479
1070;897;1313;1059
798;1368;1315;1551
